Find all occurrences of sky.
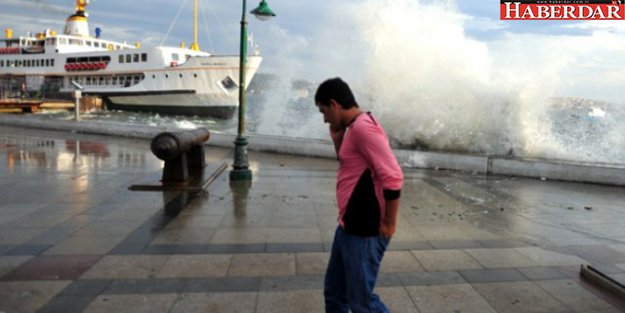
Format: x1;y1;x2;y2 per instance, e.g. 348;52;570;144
1;0;624;103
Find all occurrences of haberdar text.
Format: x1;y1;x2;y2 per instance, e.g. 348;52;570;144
500;2;625;20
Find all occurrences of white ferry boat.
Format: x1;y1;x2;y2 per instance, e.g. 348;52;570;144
0;0;262;118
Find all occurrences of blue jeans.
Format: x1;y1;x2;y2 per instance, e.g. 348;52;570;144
324;226;390;313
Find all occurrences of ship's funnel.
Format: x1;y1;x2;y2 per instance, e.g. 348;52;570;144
4;29;12;39
64;0;90;37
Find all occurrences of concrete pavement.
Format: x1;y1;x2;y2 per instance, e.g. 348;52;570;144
1;125;625;312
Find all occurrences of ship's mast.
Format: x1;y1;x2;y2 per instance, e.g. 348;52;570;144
190;0;200;51
65;0;90;36
75;0;88;12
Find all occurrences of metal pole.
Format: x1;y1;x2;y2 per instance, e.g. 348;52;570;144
74;93;80;121
230;0;252;182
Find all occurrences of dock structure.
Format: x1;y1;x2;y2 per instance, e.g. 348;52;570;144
0;98;97;113
0;99;44;113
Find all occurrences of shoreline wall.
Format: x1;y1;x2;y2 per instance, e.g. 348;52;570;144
1;114;624;186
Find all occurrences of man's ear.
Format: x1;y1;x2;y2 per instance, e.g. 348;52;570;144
329;99;340;110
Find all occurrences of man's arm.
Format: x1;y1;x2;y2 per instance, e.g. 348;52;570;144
330;126;345;155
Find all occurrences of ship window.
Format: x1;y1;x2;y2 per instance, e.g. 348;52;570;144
141;53;147;62
221;76;238;91
171;53;179;61
118;55;124;63
152;74;155;79
99;77;104;85
86;41;92;47
0;60;3;67
59;38;67;45
45;59;49;67
179;74;183;78
51;59;54;66
94;42;100;48
133;54;139;62
86;77;92;85
165;74;169;78
194;73;197;78
125;54;131;63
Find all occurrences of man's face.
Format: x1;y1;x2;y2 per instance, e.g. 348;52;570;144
317;100;341;129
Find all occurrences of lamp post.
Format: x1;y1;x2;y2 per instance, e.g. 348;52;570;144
230;0;275;182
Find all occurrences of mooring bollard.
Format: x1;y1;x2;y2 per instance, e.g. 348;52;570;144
150;127;210;182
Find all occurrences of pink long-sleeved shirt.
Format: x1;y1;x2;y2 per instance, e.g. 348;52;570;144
336;112;403;236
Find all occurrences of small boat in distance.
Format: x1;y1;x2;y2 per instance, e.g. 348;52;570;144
0;0;262;118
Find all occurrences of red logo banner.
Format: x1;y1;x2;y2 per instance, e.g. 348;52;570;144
500;1;625;20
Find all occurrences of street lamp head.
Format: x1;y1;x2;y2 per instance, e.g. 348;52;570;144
250;0;276;21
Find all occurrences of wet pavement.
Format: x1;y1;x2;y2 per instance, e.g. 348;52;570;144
0;124;625;313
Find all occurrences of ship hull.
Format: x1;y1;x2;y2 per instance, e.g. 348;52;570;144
102;91;237;118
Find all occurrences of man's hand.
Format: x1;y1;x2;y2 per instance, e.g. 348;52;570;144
379;220;396;238
329;125;345;154
380;198;399;239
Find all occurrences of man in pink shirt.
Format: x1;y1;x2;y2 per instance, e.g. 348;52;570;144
315;78;403;313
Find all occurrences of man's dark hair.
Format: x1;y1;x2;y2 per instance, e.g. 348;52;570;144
314;77;358;109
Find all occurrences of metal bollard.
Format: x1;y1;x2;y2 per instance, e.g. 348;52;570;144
150;127;210;182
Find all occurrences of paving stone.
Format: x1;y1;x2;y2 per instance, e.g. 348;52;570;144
82;293;178;313
536;279;613;311
151;227;217;245
517;267;567;281
267;227;322;243
155;254;232;278
406;283;497;313
37;295;96;313
473;281;570;313
0;255;33;278
184;277;262;293
515;246;588;267
380;251;425;273
80;255;168;279
256;289;324;313
43;236;124;255
398;271;466;286
210;228;270;244
412;249;483;272
465;248;539;269
460;268;526;283
417;226;473;241
3;254;101;280
375;287;420;313
296;252;329;275
169;292;257;313
0;280;70;313
227;253;296;277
